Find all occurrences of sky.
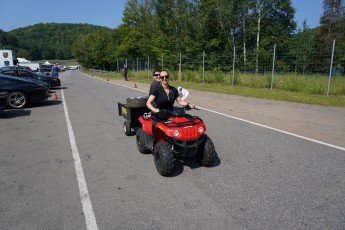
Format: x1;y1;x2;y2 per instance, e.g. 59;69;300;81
0;0;323;32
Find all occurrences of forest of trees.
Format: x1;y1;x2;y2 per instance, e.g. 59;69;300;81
1;0;344;74
73;0;345;74
0;23;107;60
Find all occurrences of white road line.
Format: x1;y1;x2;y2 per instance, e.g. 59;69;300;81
83;73;345;152
199;107;345;152
61;89;99;230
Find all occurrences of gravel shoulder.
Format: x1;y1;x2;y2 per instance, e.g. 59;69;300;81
106;77;345;149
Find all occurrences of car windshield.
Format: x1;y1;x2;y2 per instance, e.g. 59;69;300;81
41;65;53;71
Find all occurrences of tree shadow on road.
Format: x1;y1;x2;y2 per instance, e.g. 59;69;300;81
0;109;31;119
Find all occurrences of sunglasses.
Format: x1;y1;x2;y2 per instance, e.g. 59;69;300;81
160;75;169;79
154;74;160;76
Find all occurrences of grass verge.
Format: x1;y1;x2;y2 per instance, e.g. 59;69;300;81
82;69;345;107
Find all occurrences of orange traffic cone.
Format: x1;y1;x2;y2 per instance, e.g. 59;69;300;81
53;92;58;100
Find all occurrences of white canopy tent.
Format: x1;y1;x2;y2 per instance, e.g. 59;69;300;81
17;57;31;63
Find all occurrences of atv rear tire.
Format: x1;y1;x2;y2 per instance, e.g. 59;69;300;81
136;128;150;154
197;136;216;167
126;96;148;108
123;120;132;136
153;142;175;176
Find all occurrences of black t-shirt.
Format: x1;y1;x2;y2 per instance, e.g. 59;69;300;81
149;80;160;96
149;80;160;107
152;84;179;111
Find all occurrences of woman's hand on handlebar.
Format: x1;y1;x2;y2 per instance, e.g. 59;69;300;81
186;103;196;110
152;108;160;113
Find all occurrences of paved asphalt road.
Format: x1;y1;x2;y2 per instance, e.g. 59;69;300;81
1;71;344;230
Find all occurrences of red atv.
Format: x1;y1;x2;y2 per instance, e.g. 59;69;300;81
138;107;217;176
118;97;217;176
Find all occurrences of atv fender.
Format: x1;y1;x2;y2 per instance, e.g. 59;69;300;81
138;117;153;135
153;124;168;143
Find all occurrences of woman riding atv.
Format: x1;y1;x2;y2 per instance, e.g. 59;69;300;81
146;70;195;115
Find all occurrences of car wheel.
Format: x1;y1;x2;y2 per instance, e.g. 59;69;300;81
153;142;175;176
126;96;148;108
136;128;150;154
123;120;132;136
196;136;217;167
6;91;27;109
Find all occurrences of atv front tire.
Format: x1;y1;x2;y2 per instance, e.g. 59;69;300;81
197;136;216;167
153;142;175;176
136;128;150;154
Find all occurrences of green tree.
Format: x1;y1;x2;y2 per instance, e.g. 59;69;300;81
251;0;295;73
290;20;316;74
317;0;345;73
73;34;93;68
121;0;157;58
9;23;106;60
0;29;18;50
16;48;30;59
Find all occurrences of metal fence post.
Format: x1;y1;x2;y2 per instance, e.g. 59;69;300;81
202;51;205;83
147;55;150;80
179;52;182;81
270;43;276;90
161;54;164;70
232;46;235;86
327;39;335;96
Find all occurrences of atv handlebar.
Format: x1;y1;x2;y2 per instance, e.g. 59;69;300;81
185;104;192;110
155;105;198;114
153;106;199;120
185;104;199;111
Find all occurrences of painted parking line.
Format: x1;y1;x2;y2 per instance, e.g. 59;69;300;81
82;72;345;152
61;89;99;230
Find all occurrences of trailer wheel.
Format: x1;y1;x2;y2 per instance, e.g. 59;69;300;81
126;96;148;108
123;120;132;136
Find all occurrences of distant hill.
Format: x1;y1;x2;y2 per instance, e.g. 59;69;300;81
4;23;111;60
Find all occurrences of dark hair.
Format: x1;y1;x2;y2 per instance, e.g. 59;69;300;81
152;68;161;75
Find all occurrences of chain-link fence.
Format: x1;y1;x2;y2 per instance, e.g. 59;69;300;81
114;40;344;77
91;40;344;95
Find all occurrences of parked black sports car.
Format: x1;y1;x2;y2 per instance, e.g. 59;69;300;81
0;67;61;88
0;91;8;109
0;74;50;109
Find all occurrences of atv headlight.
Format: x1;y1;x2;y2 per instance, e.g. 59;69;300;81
198;127;204;133
173;130;180;137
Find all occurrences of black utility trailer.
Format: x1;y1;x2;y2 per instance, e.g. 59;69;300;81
118;96;150;136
